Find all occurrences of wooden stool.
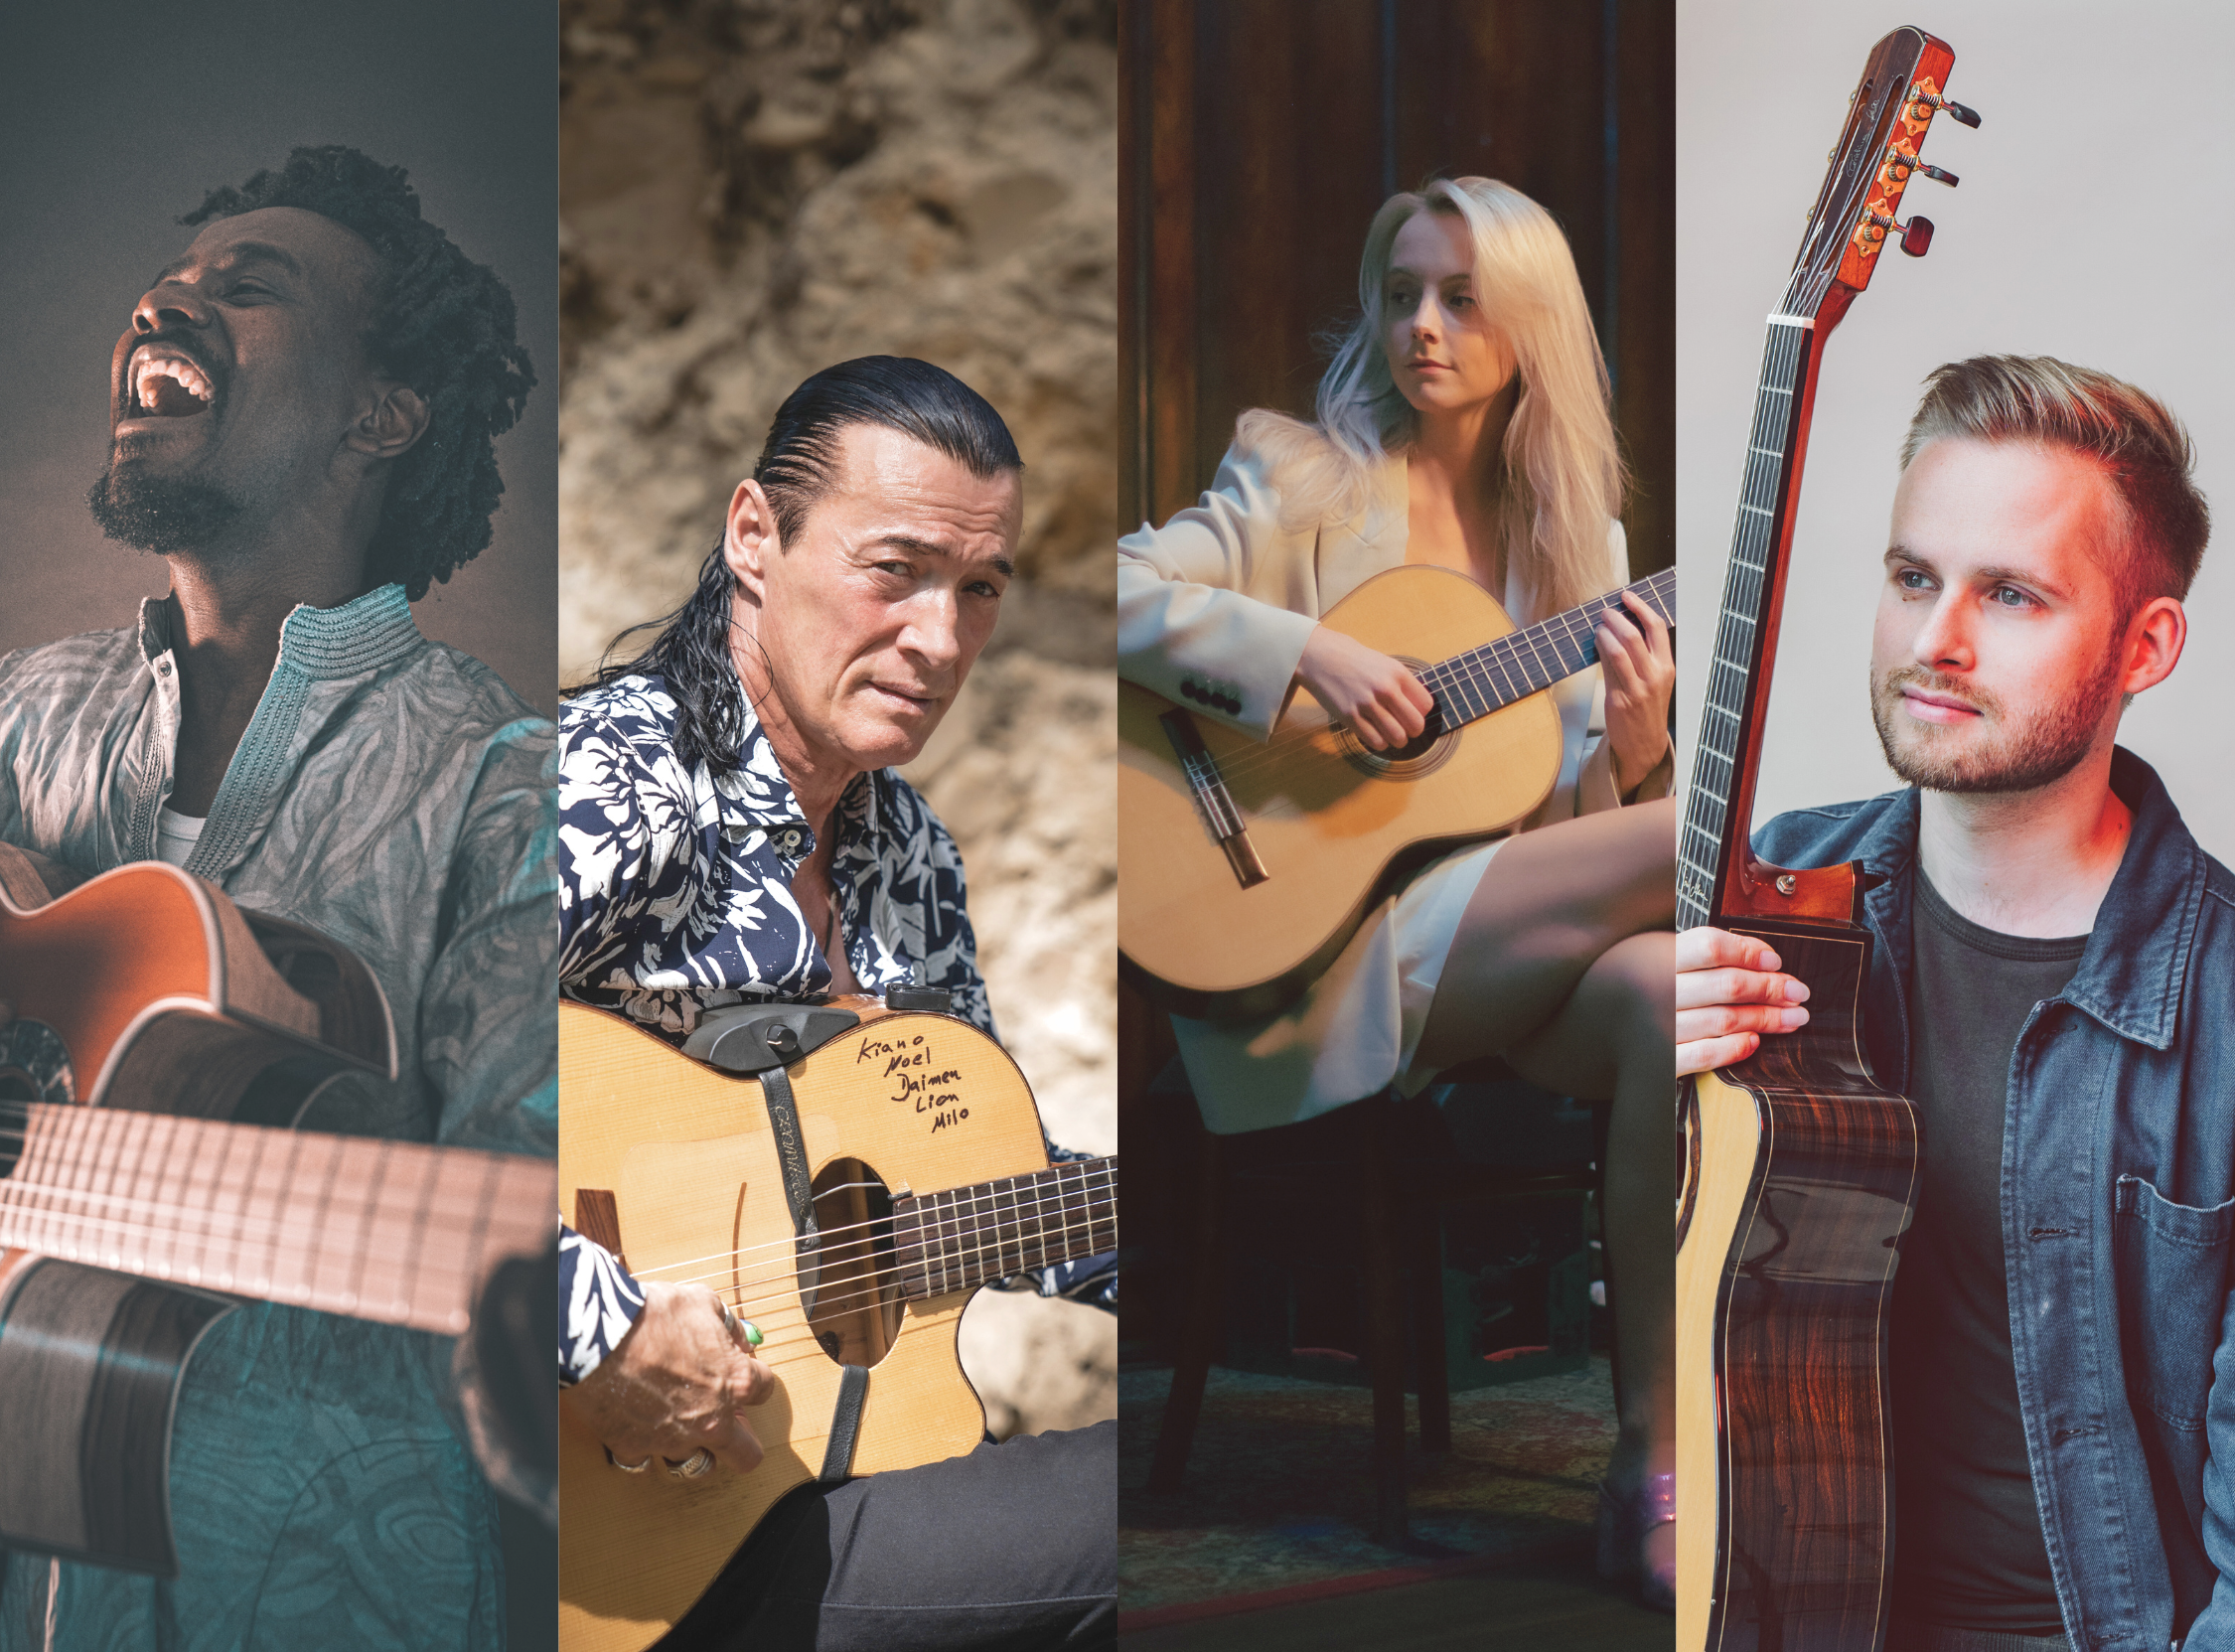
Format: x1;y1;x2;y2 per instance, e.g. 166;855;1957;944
1146;1073;1595;1545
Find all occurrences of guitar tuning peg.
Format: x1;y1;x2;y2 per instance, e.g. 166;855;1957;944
1913;89;1982;128
1917;163;1958;187
1900;216;1935;257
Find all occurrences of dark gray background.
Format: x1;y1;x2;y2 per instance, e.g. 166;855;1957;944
0;0;558;717
0;0;560;1636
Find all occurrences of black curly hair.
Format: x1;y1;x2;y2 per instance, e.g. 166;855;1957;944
184;145;536;600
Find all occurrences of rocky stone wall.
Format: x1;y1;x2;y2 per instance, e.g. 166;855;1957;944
561;0;1118;1434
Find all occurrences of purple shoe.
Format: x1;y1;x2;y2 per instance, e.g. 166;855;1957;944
1596;1470;1675;1613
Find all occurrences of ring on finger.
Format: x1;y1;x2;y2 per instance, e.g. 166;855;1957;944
606;1446;653;1474
667;1448;716;1479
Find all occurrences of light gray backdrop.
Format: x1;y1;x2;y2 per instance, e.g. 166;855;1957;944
1677;2;2235;864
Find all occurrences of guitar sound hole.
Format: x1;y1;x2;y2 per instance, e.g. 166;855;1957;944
1333;657;1457;778
803;1158;903;1369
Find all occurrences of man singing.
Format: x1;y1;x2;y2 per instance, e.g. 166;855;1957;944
557;355;1116;1649
1680;358;2234;1652
0;147;554;1647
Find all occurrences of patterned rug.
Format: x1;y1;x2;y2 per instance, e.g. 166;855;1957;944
1119;1355;1617;1623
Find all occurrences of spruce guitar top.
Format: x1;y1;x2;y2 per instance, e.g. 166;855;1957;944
556;995;1117;1652
1119;561;1675;1019
0;843;555;1575
1674;29;1977;1652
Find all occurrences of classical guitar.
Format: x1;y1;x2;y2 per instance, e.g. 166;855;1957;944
0;844;556;1575
1673;29;1976;1652
1118;562;1676;1017
557;995;1117;1652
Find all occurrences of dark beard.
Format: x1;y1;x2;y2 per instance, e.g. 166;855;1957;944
1870;653;2121;795
86;465;243;557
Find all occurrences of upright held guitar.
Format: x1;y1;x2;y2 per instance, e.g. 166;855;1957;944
1672;29;1977;1652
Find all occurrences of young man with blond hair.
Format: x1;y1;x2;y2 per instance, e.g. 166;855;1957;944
1680;357;2234;1652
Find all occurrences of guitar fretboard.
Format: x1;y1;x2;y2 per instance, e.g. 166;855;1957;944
889;1157;1118;1298
0;1103;554;1335
1419;567;1676;735
1678;319;1817;932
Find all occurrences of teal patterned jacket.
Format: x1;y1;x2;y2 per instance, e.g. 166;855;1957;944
0;584;555;1650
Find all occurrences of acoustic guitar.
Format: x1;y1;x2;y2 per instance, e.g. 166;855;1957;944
1673;29;1976;1652
556;995;1118;1652
0;844;556;1574
1118;561;1676;1017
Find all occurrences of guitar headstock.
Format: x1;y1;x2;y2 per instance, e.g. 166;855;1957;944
1785;28;1975;324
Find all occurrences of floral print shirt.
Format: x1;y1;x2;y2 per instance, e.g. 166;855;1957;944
558;673;1117;1384
557;672;990;1037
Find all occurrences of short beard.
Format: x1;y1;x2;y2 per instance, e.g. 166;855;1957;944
86;465;244;558
1870;653;2122;795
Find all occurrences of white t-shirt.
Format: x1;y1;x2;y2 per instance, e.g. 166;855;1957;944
155;806;206;868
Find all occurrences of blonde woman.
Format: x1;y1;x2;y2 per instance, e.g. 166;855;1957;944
1118;177;1679;1607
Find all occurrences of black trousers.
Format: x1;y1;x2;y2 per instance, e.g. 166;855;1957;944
658;1422;1117;1652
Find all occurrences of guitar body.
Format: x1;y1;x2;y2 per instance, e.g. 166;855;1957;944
556;999;1059;1652
0;1249;235;1575
0;843;421;1576
1669;29;1972;1643
1676;924;1921;1651
0;845;394;1119
1118;563;1562;1015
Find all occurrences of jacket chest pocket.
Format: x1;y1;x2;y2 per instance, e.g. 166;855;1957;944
2114;1174;2235;1432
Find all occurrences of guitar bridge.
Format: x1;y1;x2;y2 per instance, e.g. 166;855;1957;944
1158;710;1269;889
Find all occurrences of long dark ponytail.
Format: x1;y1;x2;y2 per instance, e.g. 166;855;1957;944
573;356;1022;771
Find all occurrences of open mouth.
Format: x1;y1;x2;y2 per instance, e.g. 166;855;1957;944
127;349;218;420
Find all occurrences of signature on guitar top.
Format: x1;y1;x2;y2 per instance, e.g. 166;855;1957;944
557;997;1118;1652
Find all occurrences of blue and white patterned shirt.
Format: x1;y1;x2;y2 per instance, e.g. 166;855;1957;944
558;673;1029;1383
557;672;991;1038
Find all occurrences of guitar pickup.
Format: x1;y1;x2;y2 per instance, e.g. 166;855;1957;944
1158;710;1269;889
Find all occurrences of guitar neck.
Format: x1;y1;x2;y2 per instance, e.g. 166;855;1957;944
1422;567;1676;734
1678;316;1835;931
889;1156;1117;1298
0;1103;553;1335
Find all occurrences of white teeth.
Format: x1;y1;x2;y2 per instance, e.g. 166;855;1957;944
131;354;214;410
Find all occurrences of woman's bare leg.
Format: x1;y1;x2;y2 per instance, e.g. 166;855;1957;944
1501;933;1676;1485
1410;800;1676;1577
1412;796;1675;1075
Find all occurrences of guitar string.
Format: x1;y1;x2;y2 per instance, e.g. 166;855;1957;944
708;1206;1121;1326
0;1113;549;1286
0;1168;1115;1329
0;1160;1111;1293
1169;571;1675;792
0;1123;1112;1299
0;1164;1106;1288
622;1162;1118;1280
707;1190;1120;1313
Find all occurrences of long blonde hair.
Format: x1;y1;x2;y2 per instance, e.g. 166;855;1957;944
1238;177;1624;618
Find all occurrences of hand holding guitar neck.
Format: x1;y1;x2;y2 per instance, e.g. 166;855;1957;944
1595;587;1676;794
1672;927;1810;1078
567;1281;777;1477
1295;624;1434;751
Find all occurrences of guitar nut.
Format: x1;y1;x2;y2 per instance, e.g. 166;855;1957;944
1775;874;1798;895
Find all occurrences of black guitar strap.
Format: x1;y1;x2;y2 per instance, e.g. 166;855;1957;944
752;1019;884;1483
755;1064;821;1316
819;1364;871;1482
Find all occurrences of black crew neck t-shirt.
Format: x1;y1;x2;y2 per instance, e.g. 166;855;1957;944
1888;870;2087;1634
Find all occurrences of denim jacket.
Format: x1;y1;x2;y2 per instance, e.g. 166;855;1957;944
1753;749;2235;1652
